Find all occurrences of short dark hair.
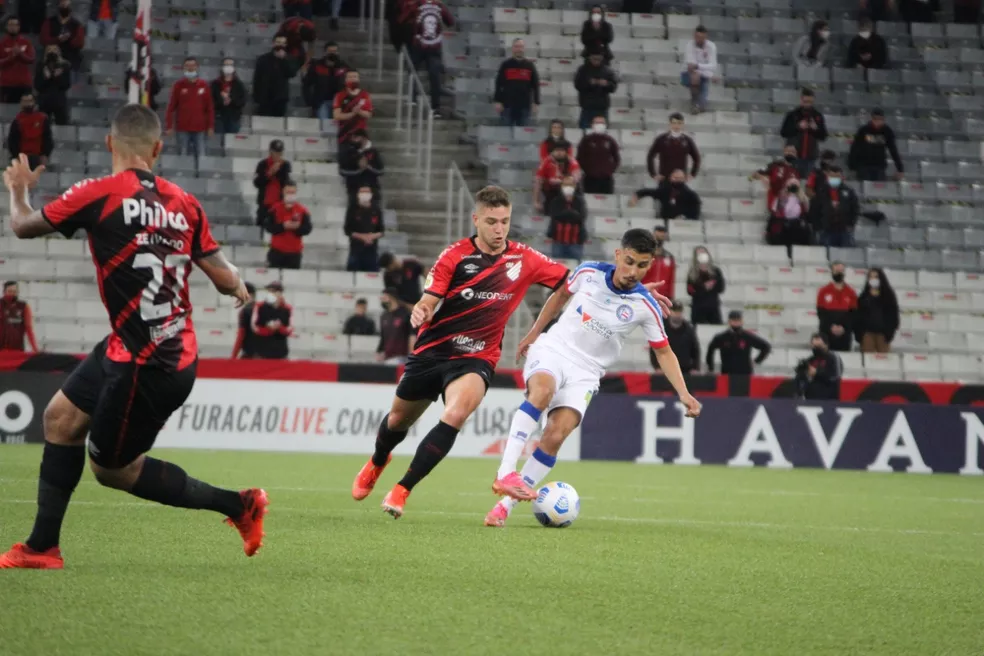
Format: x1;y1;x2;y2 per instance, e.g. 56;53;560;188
695;25;707;33
283;178;297;188
552;139;571;151
669;112;684;122
355;297;368;306
325;41;338;50
871;107;885;117
382;287;400;298
801;88;815;98
184;57;197;65
621;228;657;255
346;68;359;76
3;280;16;290
378;252;395;269
111;103;162;153
475;185;511;209
811;331;829;344
20;91;33;102
828;165;843;174
820;149;837;161
830;260;845;270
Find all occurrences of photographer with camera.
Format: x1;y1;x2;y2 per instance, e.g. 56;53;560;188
794;333;843;401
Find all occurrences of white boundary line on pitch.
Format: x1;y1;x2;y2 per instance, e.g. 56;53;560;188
2;498;983;539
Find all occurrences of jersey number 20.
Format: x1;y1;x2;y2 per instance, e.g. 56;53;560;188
133;252;191;321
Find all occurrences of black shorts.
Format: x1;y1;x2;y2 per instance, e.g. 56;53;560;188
61;339;196;468
395;355;495;403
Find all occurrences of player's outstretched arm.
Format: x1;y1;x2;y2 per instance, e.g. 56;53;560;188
652;345;702;418
197;250;250;307
410;293;440;329
5;154;52;239
516;285;572;362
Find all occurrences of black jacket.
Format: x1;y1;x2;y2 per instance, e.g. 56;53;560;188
650;320;701;373
253;157;293;209
809;184;860;234
779;106;828;161
580;20;613;61
494;57;541;109
344;204;385;255
853;290;900;343
302;55;349;109
338;141;385;195
252;51;299;106
211;76;247;123
34;60;71;110
636;183;701;220
686;267;726;316
546;193;588;245
795;350;843;400
343;314;376;336
252;302;292;360
847;33;888;69
706;327;771;375
574;62;618;111
848;122;904;173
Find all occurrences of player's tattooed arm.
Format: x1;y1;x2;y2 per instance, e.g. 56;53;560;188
197;250;250;307
4;154;53;239
516;284;572;362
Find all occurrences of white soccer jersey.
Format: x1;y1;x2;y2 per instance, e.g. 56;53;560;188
536;261;669;375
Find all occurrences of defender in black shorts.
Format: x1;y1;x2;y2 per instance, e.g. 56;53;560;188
351;186;570;519
0;105;268;570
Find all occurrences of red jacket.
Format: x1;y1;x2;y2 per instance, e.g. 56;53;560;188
0;35;35;89
0;297;37;352
536;156;581;191
165;77;215;133
265;201;313;254
40;18;85;54
8;110;54;157
642;250;676;300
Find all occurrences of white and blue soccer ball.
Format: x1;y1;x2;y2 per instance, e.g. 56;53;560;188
532;481;580;528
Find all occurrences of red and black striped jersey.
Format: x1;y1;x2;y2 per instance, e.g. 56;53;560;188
41;168;220;371
413;237;569;367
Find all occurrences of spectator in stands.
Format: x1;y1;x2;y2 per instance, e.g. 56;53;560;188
0;18;35;104
780;88;828;179
816;260;857;352
377;288;414;364
304;41;348;128
380;252;424;309
254;139;292;225
642;224;676;300
165;57;214;159
283;0;314;20
705;310;771;375
338;128;384;203
580;5;613;64
847;19;887;70
231;282;258;359
686;246;725;325
87;0;119;39
264;179;313;270
494;38;540;128
277;15;317;67
534;140;581;212
751;144;800;209
0;281;38;353
792;20;831;68
647;113;701;183
334;69;373;144
540;120;572;162
848;109;903;182
389;0;417;54
794;333;843;401
806;149;837;198
810;165;860;248
650;301;700;375
682;25;717;115
343;298;377;336
765;178;811;251
344;185;385;272
211;58;247;136
628;169;702;221
574;46;617;130
546;175;588;261
899;0;939;23
125;63;162;110
35;45;71;126
253;35;299;118
40;1;84;73
576;115;620;194
411;0;454;117
854;267;899;354
7;93;53;169
251;281;293;360
954;0;982;23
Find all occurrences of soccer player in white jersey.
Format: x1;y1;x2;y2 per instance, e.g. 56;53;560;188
486;229;702;526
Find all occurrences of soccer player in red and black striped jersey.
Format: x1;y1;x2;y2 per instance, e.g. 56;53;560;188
0;104;268;570
352;185;571;518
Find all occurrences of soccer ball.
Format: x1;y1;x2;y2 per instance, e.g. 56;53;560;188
532;481;580;528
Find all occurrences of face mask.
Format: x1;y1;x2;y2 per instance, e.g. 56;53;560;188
183;70;197;80
828;177;842;188
513;50;524;59
554;155;566;163
21;104;33;113
669;128;682;137
284;193;297;204
347;81;359;90
869;278;881;289
812;346;825;357
670;181;684;188
7;28;17;36
784;154;796;164
263;292;278;304
591;13;602;22
361;139;372;150
696;253;710;265
787;184;799;194
819;30;830;40
669;317;683;328
832;272;845;283
274;45;286;53
859;31;871;39
59;7;71;17
358;192;373;205
46;53;58;64
731;324;742;332
561;185;576;198
222;65;235;75
592;123;606;134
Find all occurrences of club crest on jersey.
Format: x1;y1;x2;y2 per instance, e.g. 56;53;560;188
505;261;522;281
615;304;634;323
122;198;189;231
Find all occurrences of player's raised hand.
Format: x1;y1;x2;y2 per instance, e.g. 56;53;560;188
643;282;673;316
410;302;433;329
231;279;251;308
681;393;702;419
3;154;45;193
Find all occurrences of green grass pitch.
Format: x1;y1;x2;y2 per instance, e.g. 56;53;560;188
1;445;982;655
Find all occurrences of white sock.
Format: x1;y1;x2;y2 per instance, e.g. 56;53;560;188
496;400;542;480
498;447;557;515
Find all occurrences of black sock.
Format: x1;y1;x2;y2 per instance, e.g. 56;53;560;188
371;413;408;467
26;442;86;552
398;421;459;491
129;457;245;519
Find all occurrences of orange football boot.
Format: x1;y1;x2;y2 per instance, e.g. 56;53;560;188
0;543;64;569
225;488;269;557
381;484;410;519
491;471;536;501
484;503;509;528
352;454;392;501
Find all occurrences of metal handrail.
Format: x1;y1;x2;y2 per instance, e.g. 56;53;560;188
394;46;435;198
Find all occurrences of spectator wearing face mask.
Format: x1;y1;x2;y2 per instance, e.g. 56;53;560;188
682;26;717;114
251;281;293;360
847;20;887;70
539;119;573;162
816;260;857;352
231;282;258;359
580;5;613;64
34;46;71;126
686;246;725;325
706;310;771;375
809;165;859;248
854;267;899;354
793;20;831;68
647;113;701;183
40;1;84;72
334;69;373;144
780;88;827;179
650;301;700;375
765;178;811;252
794;333;842;400
344;186;385;272
627;169;701;221
534;140;581;213
263;179;313;270
379;252;425;309
806;149;837;198
211;58;247;135
848;109;903;182
494;38;540;128
574;46;618;130
254;139;292;226
0;281;38;353
253;35;299;118
303;42;348;128
0;18;36;104
338;129;384;204
277;15;317;67
7;93;53;169
87;0;119;39
377;288;414;364
641;224;676;300
546;176;588;261
344;298;377;336
751;145;800;209
576;116;620;194
165;57;214;158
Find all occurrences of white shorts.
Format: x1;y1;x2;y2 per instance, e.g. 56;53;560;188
523;340;600;422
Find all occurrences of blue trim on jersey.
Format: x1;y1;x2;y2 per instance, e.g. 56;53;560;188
604;268;640;296
519;400;542;422
532;447;557;467
634;284;668;318
572;261;612;276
